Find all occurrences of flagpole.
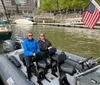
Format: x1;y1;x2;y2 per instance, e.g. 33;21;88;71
16;4;19;14
91;0;100;11
0;0;10;24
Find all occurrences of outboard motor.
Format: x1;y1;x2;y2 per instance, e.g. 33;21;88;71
14;39;23;50
3;40;15;53
3;39;23;53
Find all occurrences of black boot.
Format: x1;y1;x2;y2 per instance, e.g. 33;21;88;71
27;72;32;81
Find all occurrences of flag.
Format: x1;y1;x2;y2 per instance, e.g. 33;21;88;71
82;0;100;29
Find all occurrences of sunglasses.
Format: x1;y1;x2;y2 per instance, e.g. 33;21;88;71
40;35;44;37
28;35;33;36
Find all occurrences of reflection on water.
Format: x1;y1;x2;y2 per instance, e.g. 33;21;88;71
11;25;100;59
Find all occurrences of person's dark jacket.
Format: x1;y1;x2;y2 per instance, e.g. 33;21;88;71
38;39;52;51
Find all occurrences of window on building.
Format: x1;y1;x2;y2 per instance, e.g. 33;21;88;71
24;10;27;13
13;10;16;13
8;10;11;12
28;11;32;13
19;10;22;14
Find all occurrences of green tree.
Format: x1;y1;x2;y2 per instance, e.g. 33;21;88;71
40;0;99;12
96;0;100;5
40;0;57;11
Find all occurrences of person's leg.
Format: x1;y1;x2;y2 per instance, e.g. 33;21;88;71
25;57;32;80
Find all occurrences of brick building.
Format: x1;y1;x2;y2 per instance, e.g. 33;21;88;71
0;0;36;14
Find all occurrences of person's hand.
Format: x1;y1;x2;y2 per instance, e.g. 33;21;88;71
33;53;36;56
48;46;52;50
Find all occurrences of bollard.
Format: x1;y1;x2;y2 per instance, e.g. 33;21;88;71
43;20;45;23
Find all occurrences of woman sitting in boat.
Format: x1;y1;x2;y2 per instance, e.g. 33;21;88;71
23;32;40;80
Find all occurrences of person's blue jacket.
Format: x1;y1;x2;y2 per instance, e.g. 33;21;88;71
23;38;40;57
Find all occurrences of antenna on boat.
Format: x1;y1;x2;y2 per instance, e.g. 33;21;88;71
0;0;10;25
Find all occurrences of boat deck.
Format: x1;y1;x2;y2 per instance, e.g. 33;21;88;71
77;68;100;85
21;65;60;85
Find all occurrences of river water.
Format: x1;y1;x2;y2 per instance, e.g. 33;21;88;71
11;24;100;59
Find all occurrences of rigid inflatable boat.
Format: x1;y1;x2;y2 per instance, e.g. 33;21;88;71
1;39;100;85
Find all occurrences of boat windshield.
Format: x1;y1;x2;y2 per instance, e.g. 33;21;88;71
0;19;8;24
23;16;33;20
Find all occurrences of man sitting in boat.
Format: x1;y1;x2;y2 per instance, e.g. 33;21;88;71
23;32;40;80
38;33;56;60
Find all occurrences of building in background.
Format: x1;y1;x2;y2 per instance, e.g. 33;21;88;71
0;0;36;15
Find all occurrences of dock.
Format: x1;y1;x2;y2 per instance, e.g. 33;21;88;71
38;23;100;29
36;18;100;29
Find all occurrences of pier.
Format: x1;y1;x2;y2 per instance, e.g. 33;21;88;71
35;14;100;29
37;21;100;29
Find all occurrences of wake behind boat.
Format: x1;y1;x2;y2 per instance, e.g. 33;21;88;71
14;16;36;25
0;39;100;85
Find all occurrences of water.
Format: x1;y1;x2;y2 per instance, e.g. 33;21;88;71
0;24;100;58
10;24;100;59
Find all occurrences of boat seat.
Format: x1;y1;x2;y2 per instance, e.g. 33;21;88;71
35;52;51;84
64;57;93;72
57;52;76;75
52;53;69;61
50;54;59;77
38;60;46;68
57;52;76;85
51;52;69;77
52;54;58;61
60;63;76;75
65;59;82;71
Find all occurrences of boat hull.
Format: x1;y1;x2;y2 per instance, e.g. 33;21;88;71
2;39;99;85
14;19;36;25
0;31;12;40
0;55;33;85
6;48;97;85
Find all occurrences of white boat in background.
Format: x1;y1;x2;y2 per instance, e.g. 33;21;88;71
14;16;36;25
